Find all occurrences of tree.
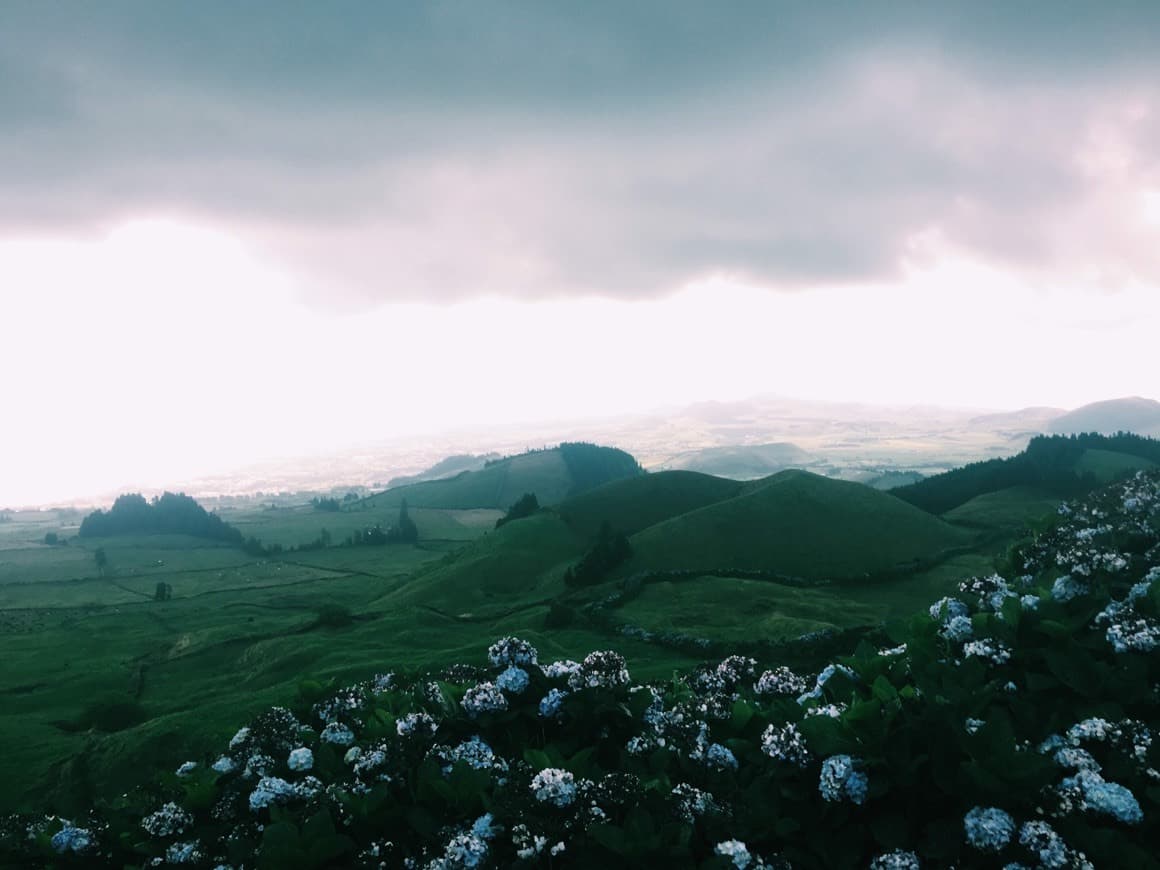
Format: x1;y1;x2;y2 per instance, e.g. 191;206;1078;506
94;547;108;577
496;493;540;529
153;582;172;601
396;499;419;543
43;532;59;545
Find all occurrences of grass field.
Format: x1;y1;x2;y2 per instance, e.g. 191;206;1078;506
1073;447;1157;481
942;485;1061;530
0;464;1036;816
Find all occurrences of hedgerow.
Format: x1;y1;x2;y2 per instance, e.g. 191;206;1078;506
5;473;1159;868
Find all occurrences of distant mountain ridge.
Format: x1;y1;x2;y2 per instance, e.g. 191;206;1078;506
1047;396;1160;437
362;442;644;510
386;453;500;488
661;442;814;480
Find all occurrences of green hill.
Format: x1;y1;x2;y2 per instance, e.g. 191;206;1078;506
380;511;582;615
624;469;971;580
893;433;1160;514
942;485;1062;530
556;470;743;540
362;443;644;510
1073;447;1157;481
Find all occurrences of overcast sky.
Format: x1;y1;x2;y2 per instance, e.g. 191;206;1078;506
3;2;1159;504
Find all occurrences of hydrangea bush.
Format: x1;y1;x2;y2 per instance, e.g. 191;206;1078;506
3;473;1159;867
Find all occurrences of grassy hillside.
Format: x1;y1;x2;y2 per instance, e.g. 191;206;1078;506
362;443;643;510
1073;447;1157;481
893;432;1160;514
942;485;1061;530
379;512;583;616
625;470;971;580
614;575;884;642
557;470;743;539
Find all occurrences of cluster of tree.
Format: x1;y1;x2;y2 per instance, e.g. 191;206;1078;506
892;432;1160;515
563;520;632;587
306;502;419;552
311;497;342;512
78;493;244;545
495;493;540;529
558;441;645;494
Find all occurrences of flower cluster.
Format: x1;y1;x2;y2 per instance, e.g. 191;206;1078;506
962;806;1015;852
495;664;530;694
538;687;568;719
461;682;508;717
754;666;807;696
760;722;810;767
568;650;631;690
487;636;538;668
141;802;192;837
529;768;577;807
818;755;868;805
396;711;439;738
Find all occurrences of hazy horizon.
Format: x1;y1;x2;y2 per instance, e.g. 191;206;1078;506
4;3;1160;506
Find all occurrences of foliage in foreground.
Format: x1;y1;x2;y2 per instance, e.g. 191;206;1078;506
5;474;1160;868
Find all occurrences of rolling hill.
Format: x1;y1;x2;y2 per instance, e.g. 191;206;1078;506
361;443;644;510
556;470;743;540
1048;396;1160;437
661;442;814;479
623;470;971;580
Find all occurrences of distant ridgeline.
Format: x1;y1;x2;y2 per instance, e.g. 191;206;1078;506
486;442;645;496
77;493;243;545
366;442;645;511
893;432;1160;515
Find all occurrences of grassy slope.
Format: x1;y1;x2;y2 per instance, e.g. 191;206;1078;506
625;470;972;580
378;512;583;616
1073;448;1157;481
556;470;744;540
616;576;884;642
942;485;1062;530
362;450;575;510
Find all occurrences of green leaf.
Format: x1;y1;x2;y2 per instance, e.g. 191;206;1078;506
871;675;898;704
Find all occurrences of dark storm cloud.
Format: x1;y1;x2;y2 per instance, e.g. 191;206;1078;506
2;1;1159;303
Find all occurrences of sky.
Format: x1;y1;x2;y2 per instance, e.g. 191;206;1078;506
2;1;1159;506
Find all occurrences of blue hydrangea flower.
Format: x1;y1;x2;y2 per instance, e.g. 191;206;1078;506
496;665;530;694
1061;770;1143;824
538;688;568;719
819;755;868;805
963;806;1015;851
529;767;577;807
1051;575;1088;603
705;743;739;771
287;747;313;771
50;823;94;854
